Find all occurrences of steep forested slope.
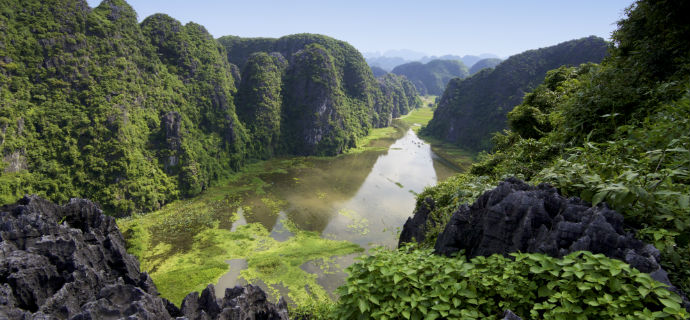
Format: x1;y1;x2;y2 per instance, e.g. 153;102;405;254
391;59;469;95
0;0;418;214
423;36;608;150
0;0;222;214
219;33;420;155
375;73;422;119
469;57;502;74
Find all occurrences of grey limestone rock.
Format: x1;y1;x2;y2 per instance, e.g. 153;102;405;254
399;177;689;308
0;195;289;319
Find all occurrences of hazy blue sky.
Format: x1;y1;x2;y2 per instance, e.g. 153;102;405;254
86;0;634;58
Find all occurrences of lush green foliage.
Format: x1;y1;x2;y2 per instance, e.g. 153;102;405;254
335;248;688;319
414;0;690;297
391;59;469;96
235;52;286;159
0;0;193;213
0;1;416;214
220;33;421;155
376;73;422;119
423;36;608;151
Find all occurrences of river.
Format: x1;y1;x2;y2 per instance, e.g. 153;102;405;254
212;124;461;299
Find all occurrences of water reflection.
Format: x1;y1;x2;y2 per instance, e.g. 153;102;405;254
321;129;450;248
215;128;460;297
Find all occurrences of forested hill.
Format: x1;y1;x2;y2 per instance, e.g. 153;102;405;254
423;36;608;151
0;0;419;215
391;59;469;95
469;57;502;75
218;33;421;154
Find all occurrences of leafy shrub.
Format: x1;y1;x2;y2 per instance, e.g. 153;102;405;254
536;92;690;293
335;248;689;319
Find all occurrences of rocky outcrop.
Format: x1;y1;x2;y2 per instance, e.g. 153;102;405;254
502;310;522;320
400;178;674;285
398;196;436;246
0;195;288;319
161;111;182;171
177;284;288;320
400;178;690;311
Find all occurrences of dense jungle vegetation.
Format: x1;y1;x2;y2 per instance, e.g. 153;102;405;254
0;0;420;215
423;36;609;151
321;0;690;318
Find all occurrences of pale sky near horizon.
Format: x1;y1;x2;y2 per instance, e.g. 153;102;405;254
85;0;634;58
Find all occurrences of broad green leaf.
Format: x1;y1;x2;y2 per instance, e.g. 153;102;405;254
358;298;369;314
592;191;608;205
394;274;403;284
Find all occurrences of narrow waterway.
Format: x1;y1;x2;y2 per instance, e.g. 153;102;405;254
214;126;460;298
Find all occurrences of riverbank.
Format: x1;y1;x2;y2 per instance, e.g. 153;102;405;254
117;112;462;307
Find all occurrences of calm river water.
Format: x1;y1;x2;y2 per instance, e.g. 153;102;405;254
214;125;461;298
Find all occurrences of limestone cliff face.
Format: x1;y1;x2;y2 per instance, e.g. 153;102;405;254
282;44;351;155
0;195;288;319
375;73;422;123
0;0;250;213
236;52;287;159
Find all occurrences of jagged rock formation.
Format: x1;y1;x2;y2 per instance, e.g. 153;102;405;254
502;310;522;320
398;196;435;246
0;195;288;319
391;59;469;96
176;284;288;320
400;178;673;286
423;36;608;151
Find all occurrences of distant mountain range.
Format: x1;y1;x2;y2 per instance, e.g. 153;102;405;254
364;52;500;71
